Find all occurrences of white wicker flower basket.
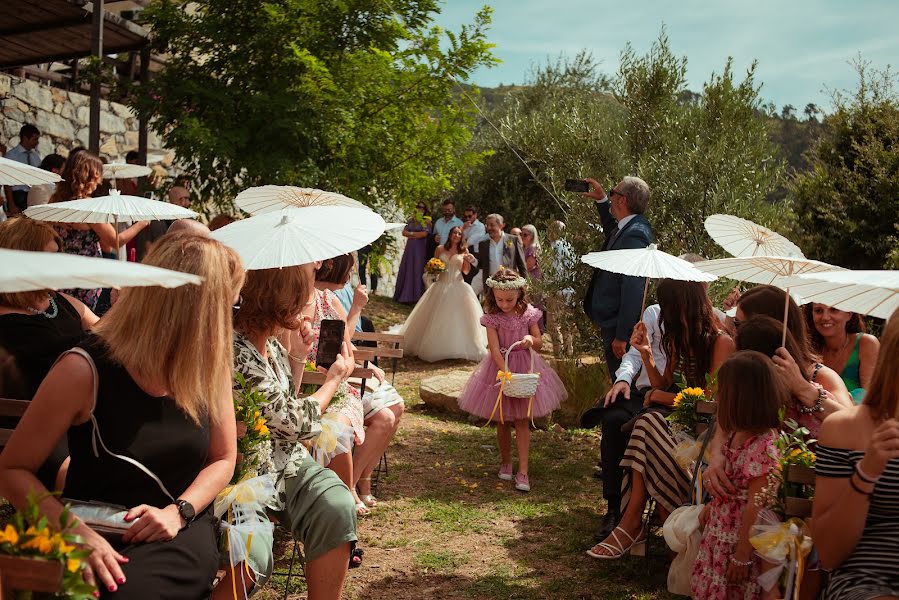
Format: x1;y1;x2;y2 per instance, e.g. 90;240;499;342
501;340;540;398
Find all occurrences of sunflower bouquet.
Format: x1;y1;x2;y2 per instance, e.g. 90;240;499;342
666;387;710;437
232;372;272;484
0;493;95;599
424;257;447;275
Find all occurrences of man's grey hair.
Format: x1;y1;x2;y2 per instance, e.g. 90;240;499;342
618;176;651;215
486;213;505;226
678;253;706;264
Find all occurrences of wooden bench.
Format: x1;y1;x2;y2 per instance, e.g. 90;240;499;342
783;464;815;518
0;555;63;597
350;331;404;386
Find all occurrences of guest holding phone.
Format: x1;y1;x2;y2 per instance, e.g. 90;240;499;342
233;263;360;596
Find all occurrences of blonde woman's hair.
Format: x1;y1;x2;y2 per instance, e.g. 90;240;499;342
865;307;899;421
521;224;541;251
92;232;245;425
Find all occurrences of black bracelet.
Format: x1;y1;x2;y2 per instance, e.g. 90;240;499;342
855;463;879;484
849;473;873;497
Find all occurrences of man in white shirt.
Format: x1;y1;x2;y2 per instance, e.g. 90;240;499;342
432;199;463;245
4;124;42;215
461;205;487;247
589;303;667;540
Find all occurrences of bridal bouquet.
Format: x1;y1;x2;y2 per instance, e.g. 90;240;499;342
425;257;447;275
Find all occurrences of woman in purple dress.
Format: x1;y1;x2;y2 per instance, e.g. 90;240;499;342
393;202;432;304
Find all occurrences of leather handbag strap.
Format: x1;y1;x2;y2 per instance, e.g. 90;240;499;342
60;348;176;503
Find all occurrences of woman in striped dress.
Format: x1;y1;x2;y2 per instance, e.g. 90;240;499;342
813;307;899;600
587;279;735;559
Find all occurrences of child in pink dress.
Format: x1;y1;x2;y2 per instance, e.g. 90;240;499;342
692;350;784;600
457;268;567;492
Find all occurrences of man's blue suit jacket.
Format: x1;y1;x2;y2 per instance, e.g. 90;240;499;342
583;201;654;342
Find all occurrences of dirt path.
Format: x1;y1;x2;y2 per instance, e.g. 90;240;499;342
258;297;675;600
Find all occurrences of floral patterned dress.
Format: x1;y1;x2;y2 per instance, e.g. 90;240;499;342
55;225;102;310
307;288;365;445
692;431;779;600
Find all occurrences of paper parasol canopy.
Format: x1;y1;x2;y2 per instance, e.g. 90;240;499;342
705;214;804;258
235;185;369;215
0;248;202;292
0;155;62;186
211;206;386;270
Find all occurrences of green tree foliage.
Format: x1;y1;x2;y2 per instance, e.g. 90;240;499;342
790;62;899;269
454;33;788;355
133;0;497;209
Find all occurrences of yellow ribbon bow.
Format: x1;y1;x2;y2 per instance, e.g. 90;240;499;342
750;512;813;600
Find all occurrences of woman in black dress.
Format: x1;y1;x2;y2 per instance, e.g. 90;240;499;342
0;231;244;599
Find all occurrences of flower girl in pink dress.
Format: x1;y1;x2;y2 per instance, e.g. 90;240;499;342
458;268;568;492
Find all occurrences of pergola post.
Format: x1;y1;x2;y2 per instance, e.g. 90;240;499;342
138;46;149;165
88;0;104;154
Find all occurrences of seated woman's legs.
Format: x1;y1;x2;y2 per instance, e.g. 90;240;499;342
325;413;366;511
355;403;403;499
283;462;357;600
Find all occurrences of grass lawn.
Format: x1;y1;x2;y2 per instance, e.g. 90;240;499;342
257;296;677;599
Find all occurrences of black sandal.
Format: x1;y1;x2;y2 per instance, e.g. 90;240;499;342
349;545;364;569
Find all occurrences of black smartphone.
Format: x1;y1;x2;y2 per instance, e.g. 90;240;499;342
564;178;590;193
315;319;345;369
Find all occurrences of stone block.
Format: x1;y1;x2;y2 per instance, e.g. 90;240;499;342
69;91;88;108
13;79;52;111
419;370;473;415
3;106;26;124
99;137;119;158
111;101;134;120
0;75;11;97
124;131;139;147
60;103;75;120
33;110;76;140
75;127;90;148
100;112;126;134
76;105;90;124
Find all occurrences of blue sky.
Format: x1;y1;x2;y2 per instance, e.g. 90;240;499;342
435;0;899;111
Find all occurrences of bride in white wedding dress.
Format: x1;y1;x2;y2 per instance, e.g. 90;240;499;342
400;226;488;362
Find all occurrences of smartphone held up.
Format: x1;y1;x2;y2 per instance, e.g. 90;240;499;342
564;179;590;193
315;319;345;369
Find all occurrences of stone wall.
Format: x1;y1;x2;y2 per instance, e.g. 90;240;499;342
0;74;168;162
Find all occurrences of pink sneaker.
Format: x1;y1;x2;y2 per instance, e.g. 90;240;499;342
515;473;531;492
498;464;513;480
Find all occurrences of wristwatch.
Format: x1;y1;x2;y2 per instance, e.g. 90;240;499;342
175;499;196;527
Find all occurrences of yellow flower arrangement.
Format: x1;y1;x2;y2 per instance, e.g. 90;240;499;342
232;372;272;484
0;493;96;598
666;383;713;434
424;257;447;275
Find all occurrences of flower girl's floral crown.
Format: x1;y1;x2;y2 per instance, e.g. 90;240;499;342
486;267;528;290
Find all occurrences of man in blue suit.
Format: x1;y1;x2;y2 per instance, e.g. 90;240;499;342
583;176;653;377
581;176;653;539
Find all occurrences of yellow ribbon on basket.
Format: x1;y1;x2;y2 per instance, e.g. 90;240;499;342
750;517;812;600
485;370;513;425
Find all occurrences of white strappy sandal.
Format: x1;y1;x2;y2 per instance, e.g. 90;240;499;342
585;525;646;559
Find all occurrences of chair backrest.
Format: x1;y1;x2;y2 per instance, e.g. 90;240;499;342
351;332;405;359
300;367;374;388
783;464;815;518
0;397;29;450
695;400;716;436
